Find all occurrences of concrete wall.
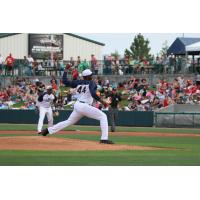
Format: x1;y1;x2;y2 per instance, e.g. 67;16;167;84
1;76;53;88
1;73;196;88
158;104;200;113
174;105;200;112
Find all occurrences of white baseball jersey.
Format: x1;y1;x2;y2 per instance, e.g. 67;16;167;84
62;72;100;105
75;84;93;104
37;93;56;108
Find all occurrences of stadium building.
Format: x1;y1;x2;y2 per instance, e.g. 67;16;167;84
0;33;105;60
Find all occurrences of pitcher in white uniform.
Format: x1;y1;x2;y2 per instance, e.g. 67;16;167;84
39;69;114;144
36;85;57;133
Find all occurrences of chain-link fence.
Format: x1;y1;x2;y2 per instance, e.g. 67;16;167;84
155;112;200;128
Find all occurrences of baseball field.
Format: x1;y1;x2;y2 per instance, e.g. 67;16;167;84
0;124;200;166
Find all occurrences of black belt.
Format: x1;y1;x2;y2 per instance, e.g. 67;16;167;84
79;101;86;103
78;101;91;106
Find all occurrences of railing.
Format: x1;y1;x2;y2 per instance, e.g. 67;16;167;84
0;59;199;77
155;112;200;128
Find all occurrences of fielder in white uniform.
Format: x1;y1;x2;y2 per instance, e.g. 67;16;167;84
36;86;57;133
39;69;114;144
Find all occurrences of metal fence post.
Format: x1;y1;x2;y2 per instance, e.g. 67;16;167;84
155;113;157;127
173;113;176;128
193;114;195;128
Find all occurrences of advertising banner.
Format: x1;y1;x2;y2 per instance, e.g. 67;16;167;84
29;34;63;60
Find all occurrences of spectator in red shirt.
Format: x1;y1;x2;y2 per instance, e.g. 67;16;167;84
66;62;72;70
51;79;58;91
143;59;149;66
163;97;169;107
5;53;14;76
72;67;79;80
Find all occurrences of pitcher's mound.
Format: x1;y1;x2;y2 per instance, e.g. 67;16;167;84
0;136;168;151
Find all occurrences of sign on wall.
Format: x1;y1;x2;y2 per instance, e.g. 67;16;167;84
28;34;63;60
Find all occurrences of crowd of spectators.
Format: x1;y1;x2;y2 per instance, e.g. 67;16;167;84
1;52;200;77
0;53;100;77
103;54;200;75
0;75;78;110
113;75;200;111
0;77;38;109
1;72;200;111
1;52;200;111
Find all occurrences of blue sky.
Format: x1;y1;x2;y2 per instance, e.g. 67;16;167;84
77;33;200;56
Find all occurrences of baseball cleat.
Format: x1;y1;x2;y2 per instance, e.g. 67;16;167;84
100;140;114;144
38;128;49;136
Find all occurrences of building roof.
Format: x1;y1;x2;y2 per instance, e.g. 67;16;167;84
65;33;105;46
178;37;200;46
0;33;19;38
186;41;200;52
0;33;105;46
168;37;200;55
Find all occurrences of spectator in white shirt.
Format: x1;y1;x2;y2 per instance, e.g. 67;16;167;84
27;54;34;76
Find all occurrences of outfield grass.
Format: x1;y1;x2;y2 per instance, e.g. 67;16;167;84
0;149;200;166
0;124;200;166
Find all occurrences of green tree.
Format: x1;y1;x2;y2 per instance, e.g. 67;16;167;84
111;50;120;59
124;33;151;60
160;40;169;57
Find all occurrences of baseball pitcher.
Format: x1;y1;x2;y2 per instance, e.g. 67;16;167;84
38;69;114;144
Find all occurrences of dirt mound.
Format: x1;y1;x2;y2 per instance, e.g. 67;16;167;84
0;136;167;151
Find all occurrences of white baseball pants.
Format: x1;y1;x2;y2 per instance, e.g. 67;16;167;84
37;107;53;132
48;101;108;140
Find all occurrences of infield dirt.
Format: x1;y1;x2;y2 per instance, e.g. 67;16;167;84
0;135;172;151
0;130;200;138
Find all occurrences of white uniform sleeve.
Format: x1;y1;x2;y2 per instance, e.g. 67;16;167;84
43;95;49;101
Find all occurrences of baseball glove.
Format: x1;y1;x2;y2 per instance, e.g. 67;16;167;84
34;106;39;114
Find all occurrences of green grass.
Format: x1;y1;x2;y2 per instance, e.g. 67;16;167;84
0;124;200;166
12;101;25;108
53;133;200;150
0;123;200;134
0;148;200;166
